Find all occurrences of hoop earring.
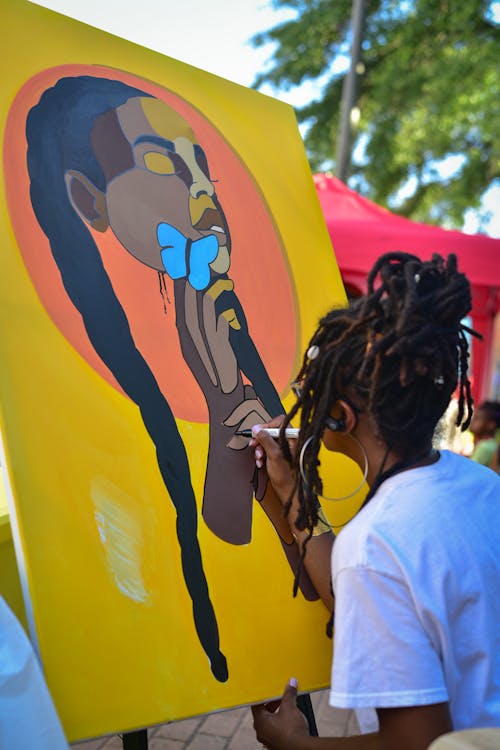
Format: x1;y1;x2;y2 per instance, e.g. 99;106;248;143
299;434;369;502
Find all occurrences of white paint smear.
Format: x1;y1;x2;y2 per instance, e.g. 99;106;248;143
91;478;151;604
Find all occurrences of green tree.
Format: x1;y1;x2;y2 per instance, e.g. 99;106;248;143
252;0;499;228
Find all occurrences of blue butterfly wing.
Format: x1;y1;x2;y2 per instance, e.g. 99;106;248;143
158;223;187;279
188;235;219;291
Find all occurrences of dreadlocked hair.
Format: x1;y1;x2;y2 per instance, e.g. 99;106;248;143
280;252;477;589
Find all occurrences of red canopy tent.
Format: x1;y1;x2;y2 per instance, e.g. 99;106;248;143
314;173;500;403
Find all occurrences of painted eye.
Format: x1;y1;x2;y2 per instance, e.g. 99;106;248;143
144;151;176;175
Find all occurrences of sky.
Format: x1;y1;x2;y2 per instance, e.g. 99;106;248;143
32;0;318;103
32;0;499;237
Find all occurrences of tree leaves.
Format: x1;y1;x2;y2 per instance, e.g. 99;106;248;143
252;0;499;227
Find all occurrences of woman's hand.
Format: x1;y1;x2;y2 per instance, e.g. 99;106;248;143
251;679;310;750
249;417;297;504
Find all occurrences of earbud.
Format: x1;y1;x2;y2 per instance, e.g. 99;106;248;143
325;416;346;432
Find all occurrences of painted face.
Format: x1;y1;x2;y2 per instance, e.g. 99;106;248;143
92;97;230;276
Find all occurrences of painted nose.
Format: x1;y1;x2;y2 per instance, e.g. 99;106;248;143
190;173;214;199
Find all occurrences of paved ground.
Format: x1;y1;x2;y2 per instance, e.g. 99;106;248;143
70;689;360;749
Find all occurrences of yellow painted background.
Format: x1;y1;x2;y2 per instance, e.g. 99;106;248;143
0;0;366;741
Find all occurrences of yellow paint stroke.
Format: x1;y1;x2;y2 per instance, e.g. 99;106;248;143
220;308;240;330
206;279;234;300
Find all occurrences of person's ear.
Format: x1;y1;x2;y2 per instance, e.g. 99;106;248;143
326;399;358;433
64;170;109;232
338;399;358;432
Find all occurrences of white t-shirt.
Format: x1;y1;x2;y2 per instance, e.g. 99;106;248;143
329;450;500;731
0;597;68;749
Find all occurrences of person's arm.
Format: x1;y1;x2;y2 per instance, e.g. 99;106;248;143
251;425;334;611
252;679;452;750
287;507;335;611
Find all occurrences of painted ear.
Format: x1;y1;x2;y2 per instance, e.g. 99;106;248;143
64;170;109;232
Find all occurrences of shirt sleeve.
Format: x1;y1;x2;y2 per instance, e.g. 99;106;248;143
0;598;69;750
329;566;449;710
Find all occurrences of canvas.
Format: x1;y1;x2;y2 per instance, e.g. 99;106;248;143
0;0;366;741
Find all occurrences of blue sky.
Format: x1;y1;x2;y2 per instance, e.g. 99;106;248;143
33;1;499;236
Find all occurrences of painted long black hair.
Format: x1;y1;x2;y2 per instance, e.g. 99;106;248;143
26;75;227;681
282;251;476;544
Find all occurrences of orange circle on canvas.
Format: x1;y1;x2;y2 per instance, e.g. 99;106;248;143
3;65;297;422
